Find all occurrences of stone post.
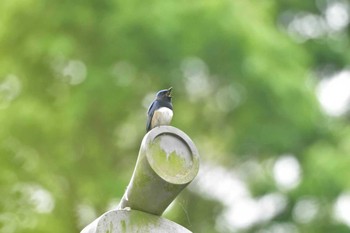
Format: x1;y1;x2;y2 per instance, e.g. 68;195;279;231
81;126;199;233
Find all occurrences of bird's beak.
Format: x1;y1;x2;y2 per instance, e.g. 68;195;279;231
166;87;172;97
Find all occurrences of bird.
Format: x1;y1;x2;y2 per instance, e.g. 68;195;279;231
146;87;173;132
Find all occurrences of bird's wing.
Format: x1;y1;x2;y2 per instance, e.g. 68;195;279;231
146;101;157;132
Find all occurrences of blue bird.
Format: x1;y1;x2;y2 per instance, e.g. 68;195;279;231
146;87;173;132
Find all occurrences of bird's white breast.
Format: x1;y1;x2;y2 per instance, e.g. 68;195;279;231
151;107;173;128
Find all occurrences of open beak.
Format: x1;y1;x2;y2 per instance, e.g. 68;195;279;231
166;87;172;97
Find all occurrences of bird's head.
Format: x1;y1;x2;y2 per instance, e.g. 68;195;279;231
156;87;172;101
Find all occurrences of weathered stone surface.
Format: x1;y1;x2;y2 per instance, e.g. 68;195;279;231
118;126;199;215
81;209;192;233
81;126;199;233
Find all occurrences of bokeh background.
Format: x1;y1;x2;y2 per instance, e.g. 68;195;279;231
1;0;350;232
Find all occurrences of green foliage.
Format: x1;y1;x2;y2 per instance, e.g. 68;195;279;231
0;0;349;232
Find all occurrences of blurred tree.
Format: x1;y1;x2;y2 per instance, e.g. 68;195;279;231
0;0;349;232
